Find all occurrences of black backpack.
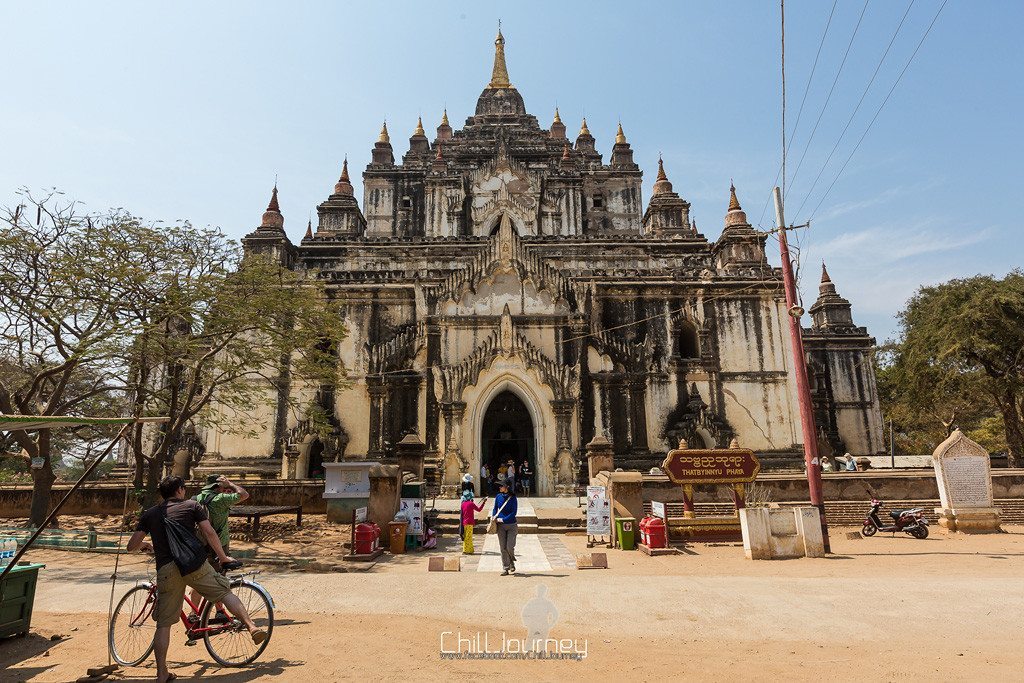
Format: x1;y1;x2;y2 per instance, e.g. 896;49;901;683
162;503;208;575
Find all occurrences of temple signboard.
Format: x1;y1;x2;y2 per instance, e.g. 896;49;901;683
661;448;760;485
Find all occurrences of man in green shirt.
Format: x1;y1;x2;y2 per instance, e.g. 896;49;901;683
189;475;248;614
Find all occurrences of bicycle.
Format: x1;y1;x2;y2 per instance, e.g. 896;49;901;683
108;560;275;668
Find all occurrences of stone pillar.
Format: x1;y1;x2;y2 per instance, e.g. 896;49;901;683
441;401;467;485
368;464;401;529
367;380;386;458
586;435;614;481
396;433;426;480
551;399;576;490
282;446;299;479
607;471;644;547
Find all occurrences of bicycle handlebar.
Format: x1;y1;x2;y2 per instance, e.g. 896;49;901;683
221;560;244;571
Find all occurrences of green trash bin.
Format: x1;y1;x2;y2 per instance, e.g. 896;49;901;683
615;517;636;550
0;563;45;638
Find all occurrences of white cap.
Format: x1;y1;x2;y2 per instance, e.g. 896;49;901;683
462;473;473;482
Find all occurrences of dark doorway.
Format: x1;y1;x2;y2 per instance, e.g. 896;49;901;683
307;439;325;479
481;390;535;494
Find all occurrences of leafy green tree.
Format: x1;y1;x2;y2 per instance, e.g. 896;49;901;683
881;272;1024;465
0;191;135;526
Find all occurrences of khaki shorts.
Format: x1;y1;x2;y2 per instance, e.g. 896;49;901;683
155;561;231;627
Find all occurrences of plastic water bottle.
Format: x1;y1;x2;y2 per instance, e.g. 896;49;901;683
0;538;10;565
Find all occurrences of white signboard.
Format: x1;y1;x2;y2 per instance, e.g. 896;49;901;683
650;501;666;520
586;486;611;536
354;507;368;523
399;498;424;535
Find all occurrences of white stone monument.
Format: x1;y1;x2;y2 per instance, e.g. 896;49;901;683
932;429;1001;533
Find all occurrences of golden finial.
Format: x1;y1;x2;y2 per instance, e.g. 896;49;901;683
579;117;590;136
656;155;668;182
728;181;741;211
615;121;626;144
553;106;562;123
441;108;449;126
378;120;390;143
488;23;512;88
414;116;425;137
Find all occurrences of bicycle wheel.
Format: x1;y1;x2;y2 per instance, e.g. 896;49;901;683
201;580;274;667
108;584;157;666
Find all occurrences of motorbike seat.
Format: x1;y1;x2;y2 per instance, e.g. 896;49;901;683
889;509;909;520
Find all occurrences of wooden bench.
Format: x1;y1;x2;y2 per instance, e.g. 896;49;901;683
228;505;303;540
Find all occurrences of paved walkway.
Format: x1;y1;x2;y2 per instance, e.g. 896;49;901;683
460;533;576;572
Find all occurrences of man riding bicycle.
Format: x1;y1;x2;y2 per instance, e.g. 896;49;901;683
127;475;267;683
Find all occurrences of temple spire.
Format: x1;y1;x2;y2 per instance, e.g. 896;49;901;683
260;184;284;229
616;122;627;144
653;156;673;195
821;262;832;284
728;181;742;211
579;117;590;136
413;116;425;137
378;121;390;143
553;106;562;123
304;217;313;239
488;24;512;88
441;108;449;126
334;157;354;196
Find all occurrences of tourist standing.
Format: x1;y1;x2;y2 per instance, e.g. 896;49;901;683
506;461;516;493
493;480;518;575
519;459;532;496
460;491;487;554
189;475;248;613
481;463;491;493
127;476;266;683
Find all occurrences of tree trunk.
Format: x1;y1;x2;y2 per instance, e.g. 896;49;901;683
28;430;56;528
1001;393;1024;468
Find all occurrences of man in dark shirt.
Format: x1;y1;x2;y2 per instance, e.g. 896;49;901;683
128;476;267;683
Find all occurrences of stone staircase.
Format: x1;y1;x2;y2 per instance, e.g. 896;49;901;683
433;501;585;535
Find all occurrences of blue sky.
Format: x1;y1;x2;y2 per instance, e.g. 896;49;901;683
2;1;1020;341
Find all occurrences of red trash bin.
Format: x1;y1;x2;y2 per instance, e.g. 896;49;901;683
354;523;376;554
639;516;652;546
647;516;667;549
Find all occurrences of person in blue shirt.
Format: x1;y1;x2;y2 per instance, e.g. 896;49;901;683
492;481;518;575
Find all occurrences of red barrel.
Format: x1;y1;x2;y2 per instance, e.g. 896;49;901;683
354;522;376;554
369;523;381;550
646;516;667;549
639;516;651;546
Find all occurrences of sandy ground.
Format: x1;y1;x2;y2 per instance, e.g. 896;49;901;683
3;527;1024;682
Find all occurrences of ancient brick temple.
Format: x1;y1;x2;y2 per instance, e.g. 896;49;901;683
203;29;884;493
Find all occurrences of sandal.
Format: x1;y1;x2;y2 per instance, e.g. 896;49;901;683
251;628;268;645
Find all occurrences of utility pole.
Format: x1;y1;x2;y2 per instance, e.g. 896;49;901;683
889;418;896;468
773;186;830;552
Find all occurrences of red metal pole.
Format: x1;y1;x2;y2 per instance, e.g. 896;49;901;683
773;187;830;552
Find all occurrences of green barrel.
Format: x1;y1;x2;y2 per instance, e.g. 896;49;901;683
0;563;45;638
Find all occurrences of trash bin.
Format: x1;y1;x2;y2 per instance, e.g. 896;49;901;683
615;517;636;551
0;563;45;638
387;521;409;554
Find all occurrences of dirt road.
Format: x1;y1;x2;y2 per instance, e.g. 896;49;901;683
3;528;1023;681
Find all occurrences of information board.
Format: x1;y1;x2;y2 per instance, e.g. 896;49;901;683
586;486;611;536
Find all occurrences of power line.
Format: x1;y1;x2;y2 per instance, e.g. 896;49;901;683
785;0;871;202
809;0;948;221
792;0;916;221
757;0;839;229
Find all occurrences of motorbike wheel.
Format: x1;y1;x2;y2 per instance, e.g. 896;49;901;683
910;525;929;539
861;523;877;537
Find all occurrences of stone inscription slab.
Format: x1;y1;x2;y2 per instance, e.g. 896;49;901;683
941;455;992;508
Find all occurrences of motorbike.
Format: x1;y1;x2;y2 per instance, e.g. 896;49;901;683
861;499;930;539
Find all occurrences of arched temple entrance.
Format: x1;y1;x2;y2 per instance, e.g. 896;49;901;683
480;390;535;494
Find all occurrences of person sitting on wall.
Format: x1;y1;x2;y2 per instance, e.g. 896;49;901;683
843;453;857;471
